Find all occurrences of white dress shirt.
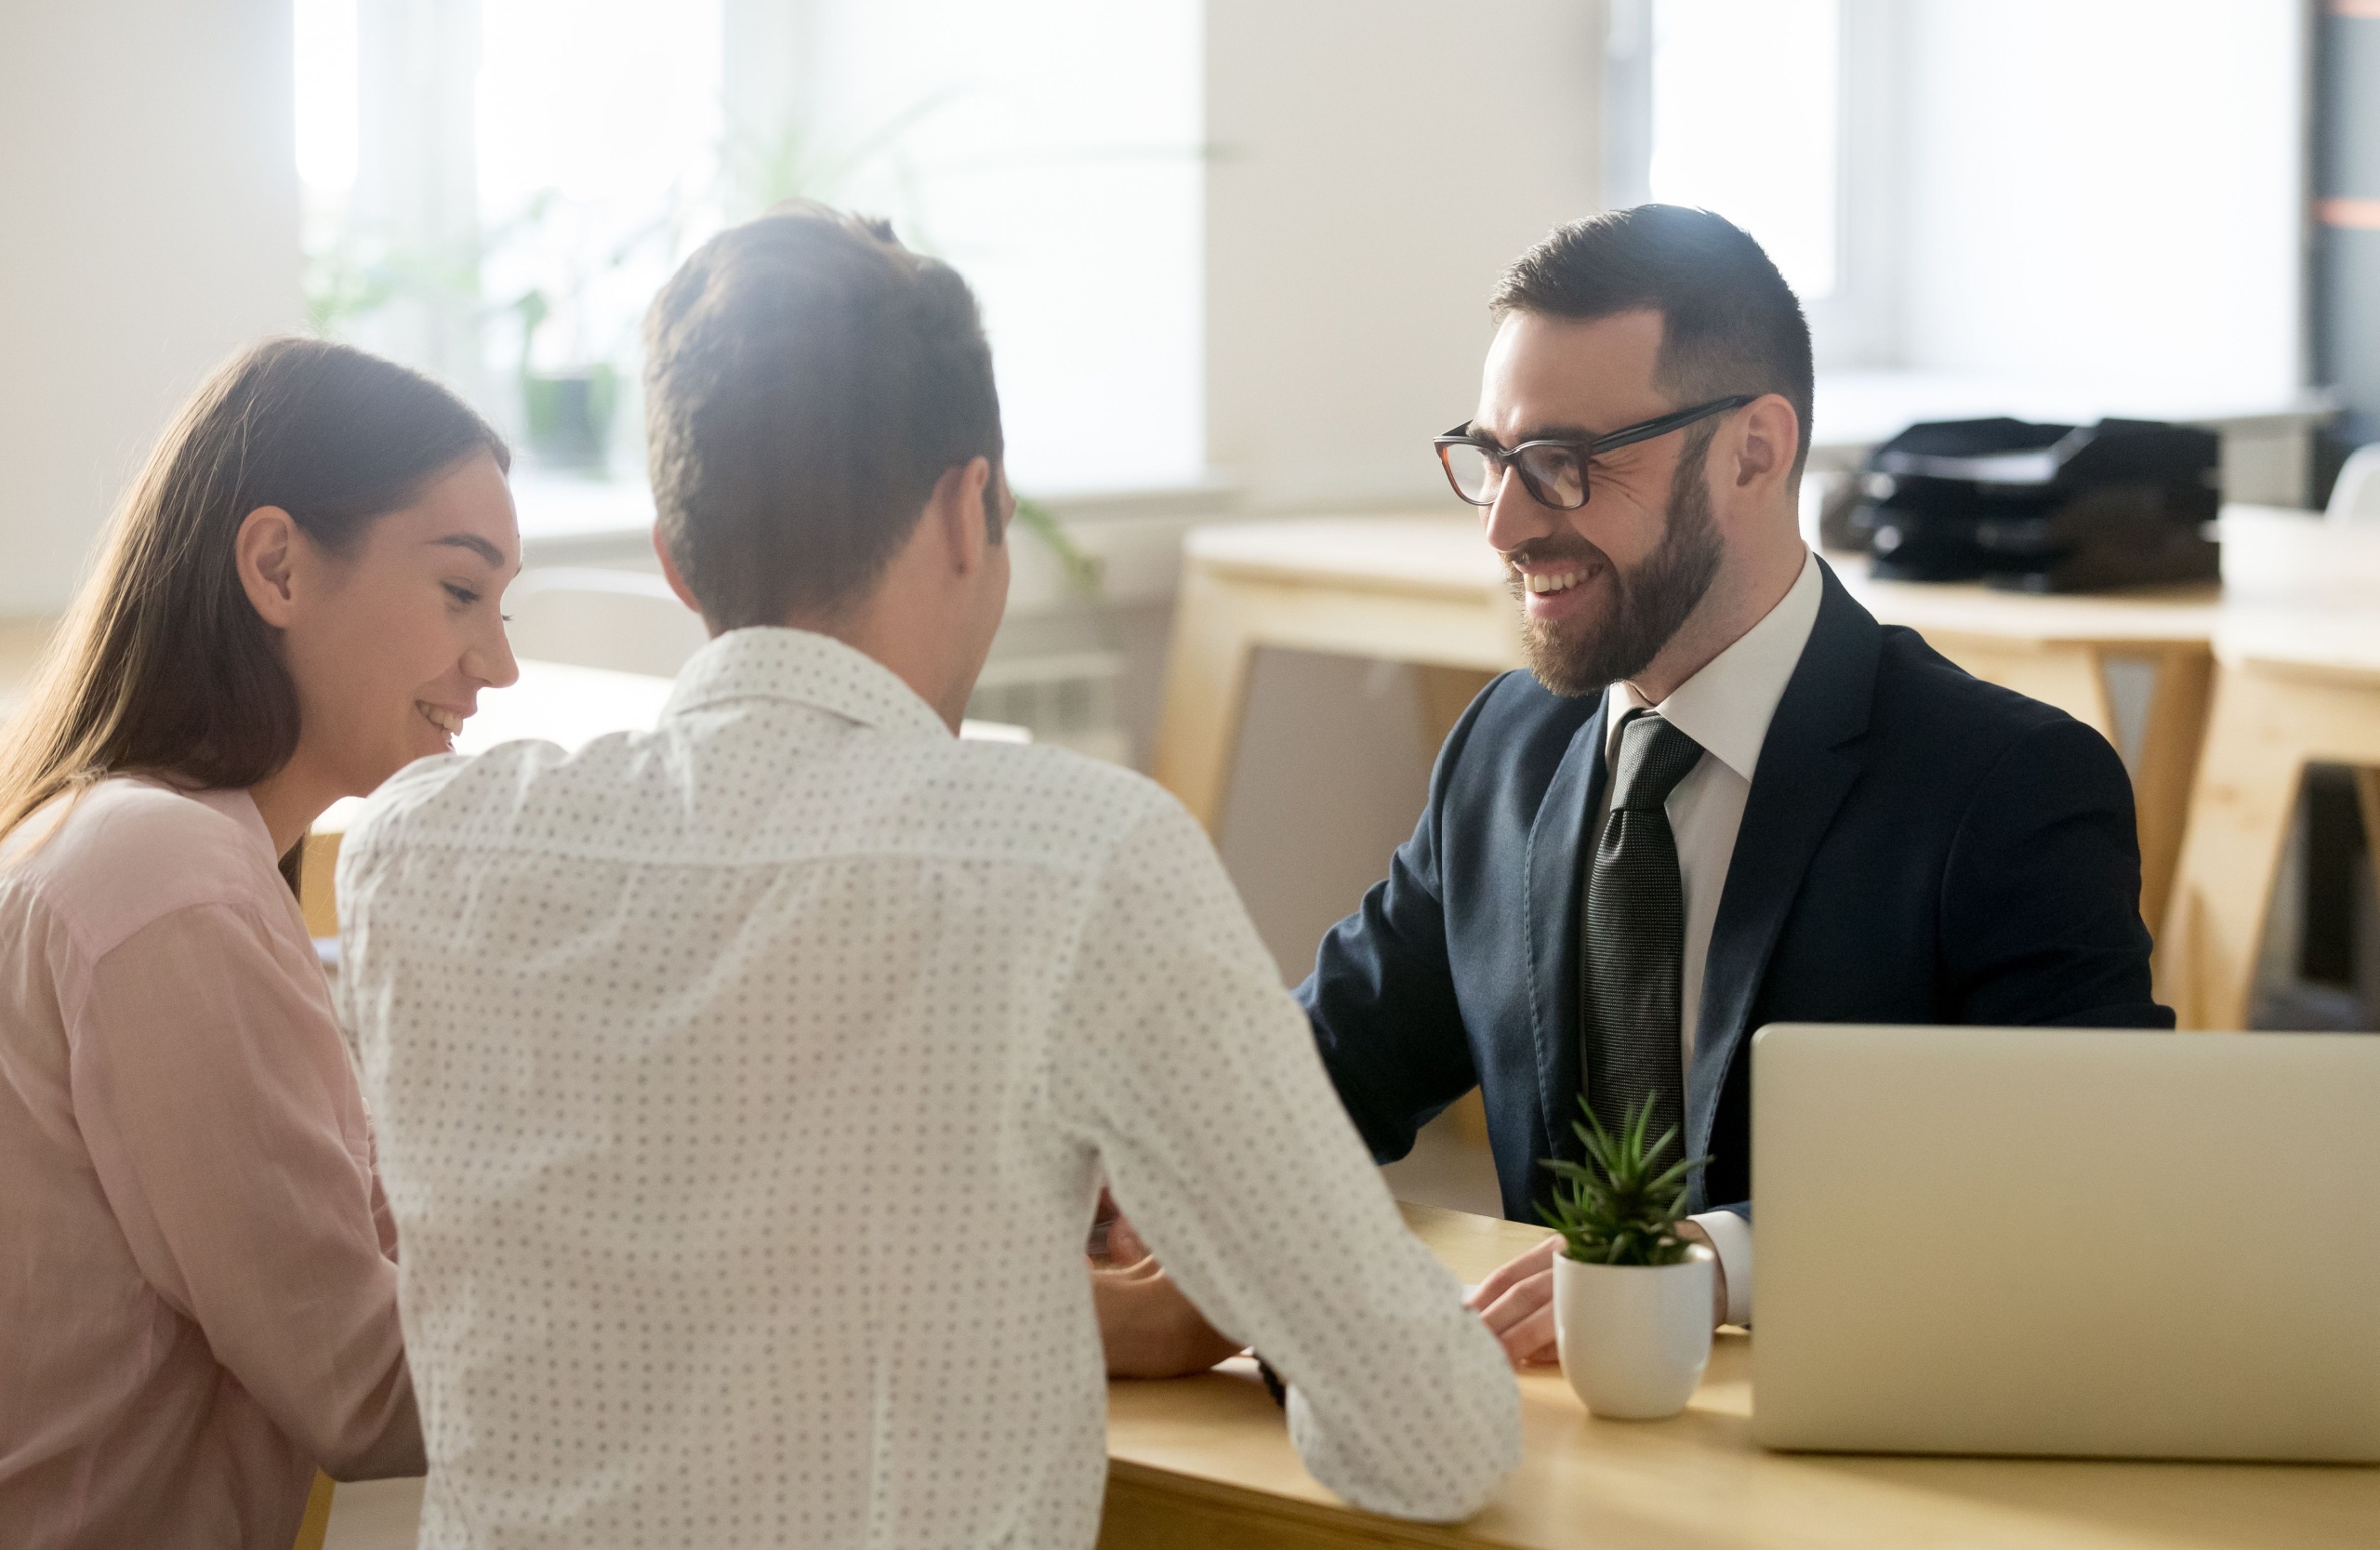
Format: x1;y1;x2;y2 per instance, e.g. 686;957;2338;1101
1593;549;1823;1324
337;628;1517;1550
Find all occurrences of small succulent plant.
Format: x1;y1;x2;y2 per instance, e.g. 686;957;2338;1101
1538;1092;1712;1267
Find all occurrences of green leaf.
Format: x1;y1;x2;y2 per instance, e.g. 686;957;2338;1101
1535;1091;1711;1268
1011;496;1102;596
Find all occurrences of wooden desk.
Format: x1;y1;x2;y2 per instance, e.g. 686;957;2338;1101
1150;508;2364;934
1102;1203;2379;1549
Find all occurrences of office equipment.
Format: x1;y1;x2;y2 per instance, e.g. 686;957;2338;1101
1752;1024;2380;1461
1851;417;2221;591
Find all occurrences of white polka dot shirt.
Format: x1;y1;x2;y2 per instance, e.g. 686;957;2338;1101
337;628;1518;1549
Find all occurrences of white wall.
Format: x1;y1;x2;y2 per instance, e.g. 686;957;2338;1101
1204;0;1604;514
1198;1;1601;978
0;0;302;616
1895;0;2304;414
799;0;1206;496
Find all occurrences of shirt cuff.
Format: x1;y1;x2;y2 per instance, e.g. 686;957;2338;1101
1688;1209;1752;1327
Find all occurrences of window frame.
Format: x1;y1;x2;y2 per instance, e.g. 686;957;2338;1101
1599;0;1901;370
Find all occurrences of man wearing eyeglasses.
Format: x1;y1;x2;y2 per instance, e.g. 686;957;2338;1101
1295;205;2171;1360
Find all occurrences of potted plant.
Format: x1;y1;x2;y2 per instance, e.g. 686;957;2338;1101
1539;1093;1715;1419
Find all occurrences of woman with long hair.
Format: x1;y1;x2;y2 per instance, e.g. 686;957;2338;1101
0;337;519;1547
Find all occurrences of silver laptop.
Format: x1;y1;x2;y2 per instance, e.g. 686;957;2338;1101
1752;1024;2380;1462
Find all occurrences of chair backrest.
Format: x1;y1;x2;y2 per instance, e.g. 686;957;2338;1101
501;568;710;678
2326;444;2380;524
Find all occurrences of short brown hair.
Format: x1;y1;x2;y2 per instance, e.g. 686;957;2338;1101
644;202;1005;629
1492;205;1813;483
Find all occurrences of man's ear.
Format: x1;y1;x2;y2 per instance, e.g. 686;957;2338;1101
928;457;995;576
652;525;713;625
234;507;302;629
1733;393;1800;495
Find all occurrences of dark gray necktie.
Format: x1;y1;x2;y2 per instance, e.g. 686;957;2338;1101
1581;709;1705;1155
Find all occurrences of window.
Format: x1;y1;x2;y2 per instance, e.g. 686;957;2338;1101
1602;0;1894;368
294;0;1203;496
1646;0;1840;301
475;1;723;387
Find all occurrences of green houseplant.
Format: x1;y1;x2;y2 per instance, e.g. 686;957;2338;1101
1539;1093;1710;1266
1539;1093;1718;1419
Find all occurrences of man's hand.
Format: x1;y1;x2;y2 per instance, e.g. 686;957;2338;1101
1091;1211;1243;1378
1465;1235;1562;1366
1465;1228;1729;1369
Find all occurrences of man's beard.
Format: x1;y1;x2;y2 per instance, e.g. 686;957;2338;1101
1513;432;1724;698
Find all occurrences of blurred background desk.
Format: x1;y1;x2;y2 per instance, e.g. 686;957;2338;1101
1152;510;2380;1014
1102;1203;2380;1550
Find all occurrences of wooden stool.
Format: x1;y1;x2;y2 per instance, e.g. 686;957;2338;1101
2160;616;2380;1029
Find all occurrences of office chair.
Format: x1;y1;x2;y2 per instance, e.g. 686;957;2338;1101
2327;444;2380;525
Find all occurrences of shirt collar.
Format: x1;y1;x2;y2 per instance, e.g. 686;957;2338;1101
187;784;279;862
663;627;954;739
1604;548;1823;783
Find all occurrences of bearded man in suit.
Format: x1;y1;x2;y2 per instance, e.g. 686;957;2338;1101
1296;205;2170;1358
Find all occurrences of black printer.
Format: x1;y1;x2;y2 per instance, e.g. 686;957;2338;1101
1844;417;2222;592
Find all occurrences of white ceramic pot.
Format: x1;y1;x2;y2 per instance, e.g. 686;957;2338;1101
1552;1245;1714;1419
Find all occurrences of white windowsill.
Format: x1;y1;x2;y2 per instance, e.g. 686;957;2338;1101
510;470;1248;616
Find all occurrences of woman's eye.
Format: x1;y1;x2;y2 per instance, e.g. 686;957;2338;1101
444;583;482;607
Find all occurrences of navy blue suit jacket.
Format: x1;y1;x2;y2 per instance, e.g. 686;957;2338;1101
1296;560;2173;1225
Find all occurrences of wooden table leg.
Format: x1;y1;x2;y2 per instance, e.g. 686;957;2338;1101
1153;564;1263;835
2159;664;2380;1029
2125;644;2215;935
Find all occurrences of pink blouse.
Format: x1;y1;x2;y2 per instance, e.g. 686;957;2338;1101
0;778;419;1549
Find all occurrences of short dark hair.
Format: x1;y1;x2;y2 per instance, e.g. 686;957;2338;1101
643;201;1004;629
1491;205;1813;484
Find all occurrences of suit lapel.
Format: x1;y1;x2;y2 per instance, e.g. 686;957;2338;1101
1524;698;1608;1171
1686;562;1883;1199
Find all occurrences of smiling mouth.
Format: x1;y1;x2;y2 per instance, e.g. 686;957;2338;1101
1514;551;1610;597
1522;568;1590;595
416;702;466;737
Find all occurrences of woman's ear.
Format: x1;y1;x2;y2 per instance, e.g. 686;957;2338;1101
234;506;302;629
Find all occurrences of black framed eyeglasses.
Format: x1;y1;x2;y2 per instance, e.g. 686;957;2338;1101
1433;395;1755;510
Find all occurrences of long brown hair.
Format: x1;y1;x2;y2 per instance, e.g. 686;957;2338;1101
0;337;508;862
